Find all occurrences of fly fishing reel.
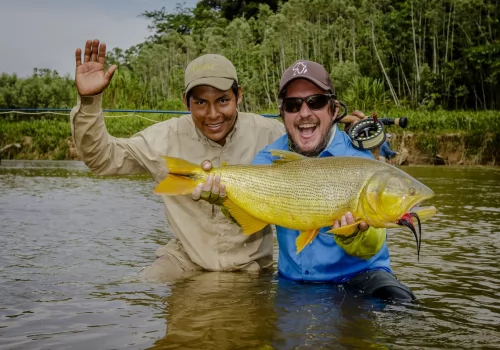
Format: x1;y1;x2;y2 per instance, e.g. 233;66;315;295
346;113;408;151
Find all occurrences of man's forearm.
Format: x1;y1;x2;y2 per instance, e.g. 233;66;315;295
70;94;147;176
334;227;387;259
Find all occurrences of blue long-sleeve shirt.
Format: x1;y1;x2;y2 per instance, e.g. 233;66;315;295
379;141;397;159
252;126;392;283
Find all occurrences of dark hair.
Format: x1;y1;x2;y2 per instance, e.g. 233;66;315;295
186;81;239;108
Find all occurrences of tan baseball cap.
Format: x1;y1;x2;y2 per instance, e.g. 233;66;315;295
184;54;238;94
279;60;335;97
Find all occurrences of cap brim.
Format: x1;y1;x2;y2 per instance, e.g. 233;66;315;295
280;76;331;95
185;77;234;94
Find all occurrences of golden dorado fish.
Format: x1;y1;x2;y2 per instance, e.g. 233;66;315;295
154;150;437;255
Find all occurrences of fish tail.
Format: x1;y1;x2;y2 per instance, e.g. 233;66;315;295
154;156;202;195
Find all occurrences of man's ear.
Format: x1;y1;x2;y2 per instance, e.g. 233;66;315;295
331;100;340;121
183;91;190;111
237;86;242;105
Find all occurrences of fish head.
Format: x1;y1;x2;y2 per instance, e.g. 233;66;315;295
359;168;436;227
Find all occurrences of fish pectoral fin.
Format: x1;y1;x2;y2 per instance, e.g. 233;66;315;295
269;150;306;164
222;198;268;234
326;220;364;237
154;174;197;195
295;229;320;254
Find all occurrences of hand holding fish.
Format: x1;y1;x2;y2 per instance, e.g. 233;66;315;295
191;160;227;205
74;39;117;96
333;211;369;234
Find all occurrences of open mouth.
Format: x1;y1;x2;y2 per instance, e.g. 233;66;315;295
409;205;437;221
206;121;225;131
297;123;317;138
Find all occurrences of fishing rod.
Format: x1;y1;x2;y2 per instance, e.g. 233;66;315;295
334;101;408;150
347;113;408;151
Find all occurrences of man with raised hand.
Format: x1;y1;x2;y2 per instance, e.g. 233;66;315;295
70;39;285;280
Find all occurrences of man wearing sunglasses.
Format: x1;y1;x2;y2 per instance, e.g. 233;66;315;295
249;60;416;301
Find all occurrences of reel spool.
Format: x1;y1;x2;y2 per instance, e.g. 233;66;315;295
347;114;408;151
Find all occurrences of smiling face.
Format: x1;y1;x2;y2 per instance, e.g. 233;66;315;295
184;85;242;146
282;79;338;157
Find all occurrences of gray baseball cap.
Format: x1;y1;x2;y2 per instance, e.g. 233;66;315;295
184;54;238;94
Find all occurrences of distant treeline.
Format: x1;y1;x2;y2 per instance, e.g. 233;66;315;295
1;0;499;112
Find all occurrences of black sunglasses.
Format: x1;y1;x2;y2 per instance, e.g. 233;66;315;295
282;94;336;113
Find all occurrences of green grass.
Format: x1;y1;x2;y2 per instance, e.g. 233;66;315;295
1;109;499;162
379;109;500;133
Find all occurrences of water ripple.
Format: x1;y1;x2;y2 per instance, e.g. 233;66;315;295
1;161;499;349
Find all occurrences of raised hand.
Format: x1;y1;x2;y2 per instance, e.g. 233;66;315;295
74;39;117;96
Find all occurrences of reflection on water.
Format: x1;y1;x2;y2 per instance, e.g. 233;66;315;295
1;160;499;349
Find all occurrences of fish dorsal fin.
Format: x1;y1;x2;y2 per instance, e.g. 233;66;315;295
222;198;268;234
269;150;306;164
326;220;364;236
295;229;320;254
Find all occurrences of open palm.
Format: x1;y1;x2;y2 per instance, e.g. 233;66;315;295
75;39;117;96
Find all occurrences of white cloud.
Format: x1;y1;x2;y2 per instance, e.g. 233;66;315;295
0;2;153;78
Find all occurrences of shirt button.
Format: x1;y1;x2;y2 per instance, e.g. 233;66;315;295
305;270;310;275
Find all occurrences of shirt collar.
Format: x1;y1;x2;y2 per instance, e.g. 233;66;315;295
321;125;346;157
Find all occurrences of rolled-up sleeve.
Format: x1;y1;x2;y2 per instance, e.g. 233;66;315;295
70;94;165;177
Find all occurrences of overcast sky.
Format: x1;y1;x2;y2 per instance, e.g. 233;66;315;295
0;0;199;78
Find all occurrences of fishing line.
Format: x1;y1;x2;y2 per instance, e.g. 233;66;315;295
0;110;161;122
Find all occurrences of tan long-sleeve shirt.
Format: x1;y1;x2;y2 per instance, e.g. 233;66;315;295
70;94;285;272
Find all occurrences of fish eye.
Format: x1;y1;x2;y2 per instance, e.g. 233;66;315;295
409;187;416;196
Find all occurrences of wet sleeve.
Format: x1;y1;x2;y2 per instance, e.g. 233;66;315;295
70;94;165;177
334;227;387;260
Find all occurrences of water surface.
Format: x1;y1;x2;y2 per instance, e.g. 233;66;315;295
1;160;499;349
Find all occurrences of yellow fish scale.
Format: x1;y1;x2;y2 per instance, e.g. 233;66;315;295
215;157;387;230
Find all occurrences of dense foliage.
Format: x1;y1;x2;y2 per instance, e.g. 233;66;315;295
1;0;499;112
1;0;499;162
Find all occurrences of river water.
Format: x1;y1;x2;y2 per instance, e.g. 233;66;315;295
1;160;499;349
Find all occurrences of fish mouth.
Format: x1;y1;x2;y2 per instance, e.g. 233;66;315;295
409;205;437;221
